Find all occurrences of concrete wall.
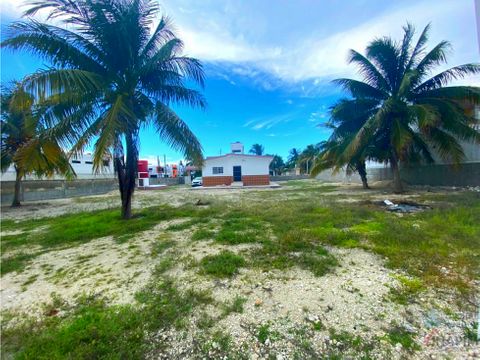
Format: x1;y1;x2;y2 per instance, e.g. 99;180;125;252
315;163;480;187
270;175;310;182
400;163;480;186
1;179;118;204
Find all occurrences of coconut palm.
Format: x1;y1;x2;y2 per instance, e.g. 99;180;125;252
298;144;320;174
311;99;388;189
334;23;480;192
269;154;285;176
287;147;301;169
1;83;74;206
249;143;265;156
2;0;205;218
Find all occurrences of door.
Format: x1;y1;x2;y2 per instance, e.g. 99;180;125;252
233;166;242;182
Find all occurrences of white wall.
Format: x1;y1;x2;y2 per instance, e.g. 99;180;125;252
0;153;115;181
202;155;272;176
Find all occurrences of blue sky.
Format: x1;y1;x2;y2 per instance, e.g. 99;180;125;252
1;0;479;163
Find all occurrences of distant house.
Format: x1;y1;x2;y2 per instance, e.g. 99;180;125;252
0;152;115;181
202;142;273;186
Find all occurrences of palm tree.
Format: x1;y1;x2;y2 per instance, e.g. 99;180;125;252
1;83;74;206
2;0;205;218
334;23;480;192
249;143;265;156
311;99;387;189
287;148;301;169
269;154;285;176
298;144;320;174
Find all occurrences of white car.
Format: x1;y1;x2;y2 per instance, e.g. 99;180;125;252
191;177;203;187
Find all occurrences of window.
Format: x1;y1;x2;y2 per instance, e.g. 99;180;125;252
212;166;223;174
71;160;81;164
85;161;93;165
103;160;110;167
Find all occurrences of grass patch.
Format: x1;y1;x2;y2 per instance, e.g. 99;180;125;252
166;217;210;231
150;235;175;257
0;204;217;275
388;275;425;305
2;276;212;359
221;295;247;316
464;321;478;342
200;251;246;278
191;228;215;241
383;323;420;352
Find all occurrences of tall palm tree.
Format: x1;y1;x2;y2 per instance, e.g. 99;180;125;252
1;83;74;206
2;0;205;218
334;23;480;192
249;143;265;156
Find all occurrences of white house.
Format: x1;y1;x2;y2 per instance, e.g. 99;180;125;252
202;142;273;186
0;152;115;181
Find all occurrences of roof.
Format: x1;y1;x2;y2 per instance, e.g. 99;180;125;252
205;153;274;161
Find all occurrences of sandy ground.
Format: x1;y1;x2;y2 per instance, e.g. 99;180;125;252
1;181;479;359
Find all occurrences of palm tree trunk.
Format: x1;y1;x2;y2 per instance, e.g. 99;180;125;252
11;166;22;207
114;134;138;220
390;154;403;193
355;161;369;189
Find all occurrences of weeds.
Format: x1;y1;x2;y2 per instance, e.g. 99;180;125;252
200;251;246;278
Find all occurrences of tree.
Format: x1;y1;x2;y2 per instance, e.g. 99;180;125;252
269;154;285;176
1;83;74;206
3;0;205;218
311;99;387;189
298;144;320;174
332;23;480;192
249;143;265;156
286;148;301;169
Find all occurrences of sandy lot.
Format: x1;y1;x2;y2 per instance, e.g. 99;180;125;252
1;180;479;359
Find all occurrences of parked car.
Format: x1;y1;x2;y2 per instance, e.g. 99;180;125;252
191;177;203;187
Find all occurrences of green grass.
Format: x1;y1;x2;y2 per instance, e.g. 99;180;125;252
0;205;216;275
200;251;246;278
464;321;479;342
383;324;420;352
191;228;215;241
150;235;175;257
221;295;247;316
2;276;212;359
388;275;425;305
2;279;212;359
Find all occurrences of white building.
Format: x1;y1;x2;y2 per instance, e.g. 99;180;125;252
0;153;115;181
202;142;273;186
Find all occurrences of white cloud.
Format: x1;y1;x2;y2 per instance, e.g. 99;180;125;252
3;0;478;86
244;112;300;131
160;0;478;84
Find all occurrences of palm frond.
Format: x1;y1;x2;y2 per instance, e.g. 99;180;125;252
414;64;480;92
153;102;203;166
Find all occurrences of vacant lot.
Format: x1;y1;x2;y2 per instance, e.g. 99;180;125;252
1;180;479;359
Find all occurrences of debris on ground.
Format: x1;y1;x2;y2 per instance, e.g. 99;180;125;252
382;199;431;213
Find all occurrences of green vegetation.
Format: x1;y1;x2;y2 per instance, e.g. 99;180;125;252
2;278;212;359
221;295;247;316
200;251;246;278
388;275;425;304
464;322;479;342
0;204;213;275
383;324;420;351
2;0;206;219
312;23;480;193
191;228;215;241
